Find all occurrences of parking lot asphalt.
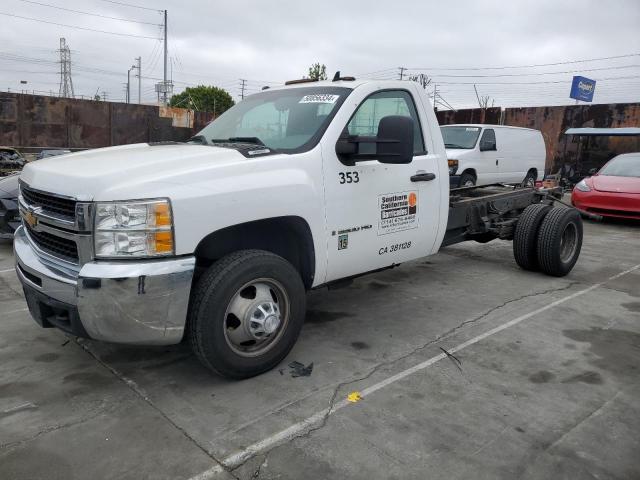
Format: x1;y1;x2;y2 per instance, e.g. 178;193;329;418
1;219;639;480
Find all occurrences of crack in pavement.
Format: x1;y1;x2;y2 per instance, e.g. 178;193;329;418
227;280;579;474
0;407;105;452
74;339;238;479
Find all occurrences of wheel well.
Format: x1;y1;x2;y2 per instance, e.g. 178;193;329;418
194;216;316;289
527;168;538;179
461;168;477;179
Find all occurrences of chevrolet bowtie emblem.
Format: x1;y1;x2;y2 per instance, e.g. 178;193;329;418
23;210;38;228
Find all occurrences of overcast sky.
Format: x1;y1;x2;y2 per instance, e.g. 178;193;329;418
1;0;639;109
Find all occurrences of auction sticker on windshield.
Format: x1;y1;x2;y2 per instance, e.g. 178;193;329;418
378;191;418;235
299;94;340;104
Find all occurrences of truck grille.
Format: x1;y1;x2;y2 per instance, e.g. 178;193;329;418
25;224;79;263
21;185;77;219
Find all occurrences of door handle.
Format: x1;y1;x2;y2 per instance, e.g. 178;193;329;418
410;172;436;182
496;159;499;166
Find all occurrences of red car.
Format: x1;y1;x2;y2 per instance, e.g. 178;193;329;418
572;152;640;219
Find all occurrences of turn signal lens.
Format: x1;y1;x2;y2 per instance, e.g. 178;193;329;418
153;202;172;227
152;231;174;253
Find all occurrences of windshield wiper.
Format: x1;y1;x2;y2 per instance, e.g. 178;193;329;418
210;137;265;146
187;135;208;145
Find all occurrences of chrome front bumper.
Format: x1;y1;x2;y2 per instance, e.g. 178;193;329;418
14;226;196;345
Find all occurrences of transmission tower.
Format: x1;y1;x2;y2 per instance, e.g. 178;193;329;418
58;38;75;98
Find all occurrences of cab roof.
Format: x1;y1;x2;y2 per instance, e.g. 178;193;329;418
442;124;540;132
259;78;405;92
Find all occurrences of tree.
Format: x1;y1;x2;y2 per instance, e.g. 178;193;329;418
409;73;432;90
169;85;234;115
307;63;328;81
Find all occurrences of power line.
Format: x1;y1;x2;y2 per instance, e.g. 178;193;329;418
0;12;161;39
408;64;640;78
94;0;163;12
432;75;639;85
17;0;162;26
407;53;640;71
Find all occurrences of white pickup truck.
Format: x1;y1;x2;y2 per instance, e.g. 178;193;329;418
14;77;583;378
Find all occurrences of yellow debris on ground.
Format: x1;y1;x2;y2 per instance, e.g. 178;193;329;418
347;391;362;403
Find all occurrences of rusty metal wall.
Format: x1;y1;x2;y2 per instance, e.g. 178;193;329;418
0;92;215;150
436;107;502;126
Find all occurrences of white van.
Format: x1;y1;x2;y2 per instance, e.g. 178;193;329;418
441;124;546;187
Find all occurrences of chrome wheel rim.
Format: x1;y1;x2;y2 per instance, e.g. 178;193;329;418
463;179;475;187
559;222;578;263
223;278;289;357
525;176;535;187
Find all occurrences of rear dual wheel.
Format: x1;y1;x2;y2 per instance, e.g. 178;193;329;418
513;205;582;276
536;207;583;277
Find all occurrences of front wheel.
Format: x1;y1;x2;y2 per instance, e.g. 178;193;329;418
459;172;476;187
188;250;306;379
522;171;537;188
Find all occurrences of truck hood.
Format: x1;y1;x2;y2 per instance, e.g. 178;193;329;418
445;148;474;159
592;175;640;194
20;143;249;200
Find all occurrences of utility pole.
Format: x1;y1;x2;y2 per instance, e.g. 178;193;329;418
136;56;141;104
102;91;108;102
474;84;481;107
163;9;168;105
398;67;406;80
433;84;438;111
58;38;75;98
239;79;247;100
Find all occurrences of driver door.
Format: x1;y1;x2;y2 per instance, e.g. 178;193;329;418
320;85;442;283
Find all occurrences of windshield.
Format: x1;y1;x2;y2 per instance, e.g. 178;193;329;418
599;154;640;178
441;126;482;149
195;86;351;152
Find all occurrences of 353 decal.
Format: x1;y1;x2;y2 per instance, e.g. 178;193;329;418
339;172;360;184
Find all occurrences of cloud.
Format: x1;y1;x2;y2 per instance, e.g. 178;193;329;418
1;0;638;107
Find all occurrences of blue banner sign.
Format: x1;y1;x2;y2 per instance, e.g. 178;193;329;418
570;76;596;102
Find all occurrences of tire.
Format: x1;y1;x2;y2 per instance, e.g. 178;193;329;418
460;172;476;187
513;203;552;271
536;207;583;277
188;250;306;379
522;170;536;188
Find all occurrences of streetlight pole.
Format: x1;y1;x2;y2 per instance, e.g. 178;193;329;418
136;57;141;104
127;65;135;104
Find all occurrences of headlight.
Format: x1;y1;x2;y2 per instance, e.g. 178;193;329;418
448;159;458;175
575;179;591;192
94;199;174;258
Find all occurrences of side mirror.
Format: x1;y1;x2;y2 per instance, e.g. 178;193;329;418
479;139;496;151
376;116;414;164
335;115;414;164
588;168;597;175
